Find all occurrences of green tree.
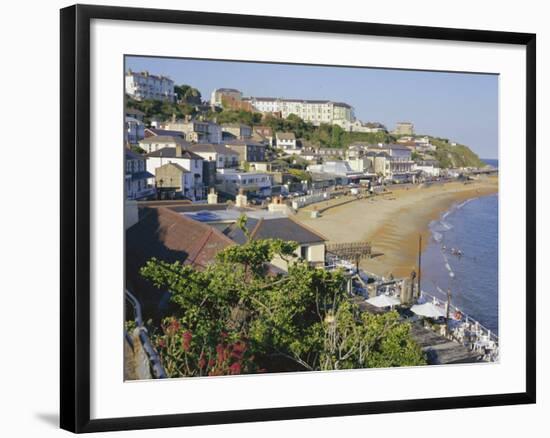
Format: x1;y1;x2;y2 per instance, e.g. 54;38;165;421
174;84;202;104
139;221;426;377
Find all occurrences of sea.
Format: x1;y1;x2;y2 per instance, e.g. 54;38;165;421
421;159;498;334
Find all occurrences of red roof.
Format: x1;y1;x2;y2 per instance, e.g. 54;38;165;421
126;207;234;319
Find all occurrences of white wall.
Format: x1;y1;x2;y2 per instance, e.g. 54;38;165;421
1;1;547;438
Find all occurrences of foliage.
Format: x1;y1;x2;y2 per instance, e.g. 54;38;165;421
430;137;484;168
140;219;426;377
130;145;145;155
151;317;260;377
215;109;263;126
126;96;197;124
174;84;202;105
287;168;312;183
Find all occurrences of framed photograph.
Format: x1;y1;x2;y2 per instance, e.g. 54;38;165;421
60;4;536;433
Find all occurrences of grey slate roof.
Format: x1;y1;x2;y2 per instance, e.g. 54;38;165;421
190;143;240;155
140;135;189;146
248;217;326;244
145;147;204;160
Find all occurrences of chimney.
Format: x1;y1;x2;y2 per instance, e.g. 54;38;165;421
175;143;182;157
207;188;218;205
235;188;248;208
268;195;290;214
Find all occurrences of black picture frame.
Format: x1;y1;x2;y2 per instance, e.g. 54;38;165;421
60;4;536;433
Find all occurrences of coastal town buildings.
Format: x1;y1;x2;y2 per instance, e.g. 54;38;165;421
210;88;243;107
139;135;190;154
338;120;388;133
244;97;355;126
394;122;415;136
252;126;274;145
125;149;155;200
276;132;299;153
125;116;145;144
225;140;267;163
215;168;272;197
184;205;327;272
154;162;195;198
221;123;253;140
162;117;222;144
145;145;205;200
189;143;240;168
144;128;185;139
414;160;441;177
125;70;175;102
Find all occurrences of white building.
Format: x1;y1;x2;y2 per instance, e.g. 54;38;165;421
276;132;298;151
139;135;190;154
414;160;441;177
125;70;175;102
367;144;415;178
189;143;240;168
216;169;272;196
125;149;155;200
307;161;364;179
338;120;387;133
210;88;243;107
145;145;205;200
244;97;354;126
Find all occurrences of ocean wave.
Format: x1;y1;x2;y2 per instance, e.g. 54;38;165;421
432;231;443;243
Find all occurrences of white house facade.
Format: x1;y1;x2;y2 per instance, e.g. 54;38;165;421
125;70;175;102
244;97;354;126
216;169;272;196
145;145;205;200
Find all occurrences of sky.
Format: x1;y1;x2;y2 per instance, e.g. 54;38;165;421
126;56;498;159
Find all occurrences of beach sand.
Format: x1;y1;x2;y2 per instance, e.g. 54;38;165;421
297;177;498;278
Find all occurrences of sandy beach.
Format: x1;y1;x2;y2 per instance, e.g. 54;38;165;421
297;177;498;278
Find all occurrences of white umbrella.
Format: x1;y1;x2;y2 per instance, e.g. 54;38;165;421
366;294;401;308
411;302;446;319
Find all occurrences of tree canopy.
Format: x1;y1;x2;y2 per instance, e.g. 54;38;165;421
139;219;426;377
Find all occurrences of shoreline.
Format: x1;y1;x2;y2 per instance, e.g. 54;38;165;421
297;177;498;278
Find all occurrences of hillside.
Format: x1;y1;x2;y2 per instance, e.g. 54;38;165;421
428;137;485;168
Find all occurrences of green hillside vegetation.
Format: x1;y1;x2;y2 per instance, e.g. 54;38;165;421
428;137;485;168
126;83;202;123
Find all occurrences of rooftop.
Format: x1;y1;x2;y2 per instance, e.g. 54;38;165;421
276;132;296;140
190;143;240;155
144;128;185;138
139;135;189;146
145;147;204;160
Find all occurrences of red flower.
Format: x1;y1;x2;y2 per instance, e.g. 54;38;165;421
157;339;166;349
229;362;241;375
230;341;246;360
208;359;216;367
198;357;206;369
165;318;180;335
182;331;192;351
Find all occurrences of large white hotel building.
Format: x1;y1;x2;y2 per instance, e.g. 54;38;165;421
125;70;175;102
243;97;355;126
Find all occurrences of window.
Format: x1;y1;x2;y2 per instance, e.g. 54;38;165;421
300;246;308;260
